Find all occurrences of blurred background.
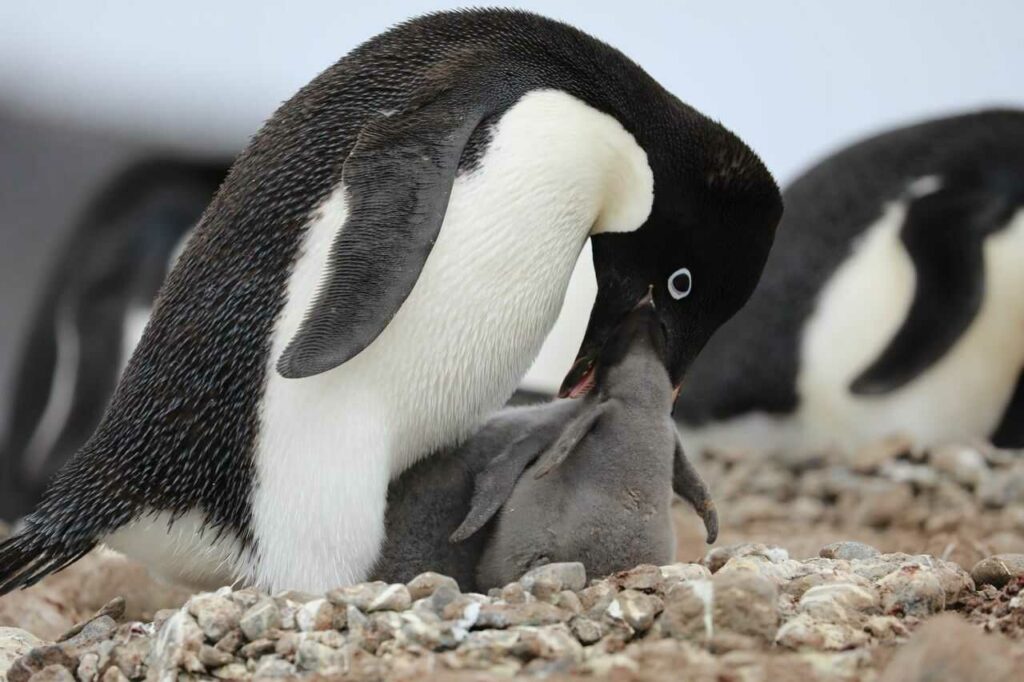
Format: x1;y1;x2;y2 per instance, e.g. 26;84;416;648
3;0;1023;424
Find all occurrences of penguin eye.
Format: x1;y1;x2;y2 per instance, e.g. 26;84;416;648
667;268;692;300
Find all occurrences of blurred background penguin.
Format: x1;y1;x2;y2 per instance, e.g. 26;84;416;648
676;110;1024;458
0;159;227;519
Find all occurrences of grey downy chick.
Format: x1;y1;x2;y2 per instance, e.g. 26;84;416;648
372;398;583;590
451;294;717;589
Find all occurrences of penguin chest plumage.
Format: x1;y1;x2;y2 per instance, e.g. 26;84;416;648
102;90;653;593
798;201;1024;452
251;90;651;592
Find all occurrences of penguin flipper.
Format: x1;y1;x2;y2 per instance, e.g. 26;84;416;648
672;434;718;544
531;399;609;480
277;78;516;379
851;175;1020;395
449;433;547;544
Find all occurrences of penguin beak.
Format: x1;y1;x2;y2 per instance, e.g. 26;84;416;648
558;289;656;399
559;356;597;398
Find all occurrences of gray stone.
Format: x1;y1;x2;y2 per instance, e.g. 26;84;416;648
876;565;946;618
849;434;912;473
295;598;334;632
238;638;275;659
253;656;297;677
151;610;205;677
775;614;870;651
659;563;712;587
878;613;1018;682
367;583;411;612
199;644;235;668
578;582;618;618
187;594;242;642
211;662;251;679
75;653;99;682
28;665;75;682
605;590;663;633
295;639;345;672
519;563;587;597
7;645;76;682
798;583;880;623
971;554;1024;588
820;541;881;561
238;598;280;641
703;543;789;573
327;581;389;611
106;633;150;679
711;571;780;641
853;480;914;528
406;572;459;601
475;602;571;629
0;628;45;681
99;667;128;682
656;579;714;642
569;616;603;644
929;444;988;488
612;564;663;592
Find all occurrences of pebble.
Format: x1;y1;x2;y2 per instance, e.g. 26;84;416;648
295;598;334;631
475;601;570;629
775;614;869;651
798;583;880;623
819;541;880;561
0;628;44;680
238;598;281;640
253;655;296;677
710;571;780;641
876;565;946;618
407;572;460;601
569;616;603;644
187;594;241;642
76;653;99;682
853;480;914;528
295;639;345;672
605;590;663;633
612;564;664;592
519;563;588;598
849;434;912;473
878;613;1018;682
704;543;789;573
26;664;75;682
929;444;988;488
970;553;1024;588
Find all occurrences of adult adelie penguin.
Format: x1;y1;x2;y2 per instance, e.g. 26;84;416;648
0;159;227;522
677;109;1024;456
0;9;781;593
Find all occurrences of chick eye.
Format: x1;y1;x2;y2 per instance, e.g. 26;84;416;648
668;267;692;300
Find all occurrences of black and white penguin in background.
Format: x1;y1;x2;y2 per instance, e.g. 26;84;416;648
0;159;228;521
677;109;1024;457
0;9;781;594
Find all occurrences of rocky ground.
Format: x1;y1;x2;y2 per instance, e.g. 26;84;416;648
2;436;1024;681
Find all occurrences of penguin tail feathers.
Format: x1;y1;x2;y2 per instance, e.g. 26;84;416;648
0;528;94;595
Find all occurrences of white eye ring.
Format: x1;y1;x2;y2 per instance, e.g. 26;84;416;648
668;268;692;300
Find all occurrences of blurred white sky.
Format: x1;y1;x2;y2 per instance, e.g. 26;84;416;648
1;0;1022;391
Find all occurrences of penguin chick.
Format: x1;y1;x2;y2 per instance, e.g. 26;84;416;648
372;399;583;590
447;294;717;590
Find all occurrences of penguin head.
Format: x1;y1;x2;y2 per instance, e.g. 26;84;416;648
561;121;782;398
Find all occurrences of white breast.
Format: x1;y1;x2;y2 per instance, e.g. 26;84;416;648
236;89;653;592
797;202;1024;453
